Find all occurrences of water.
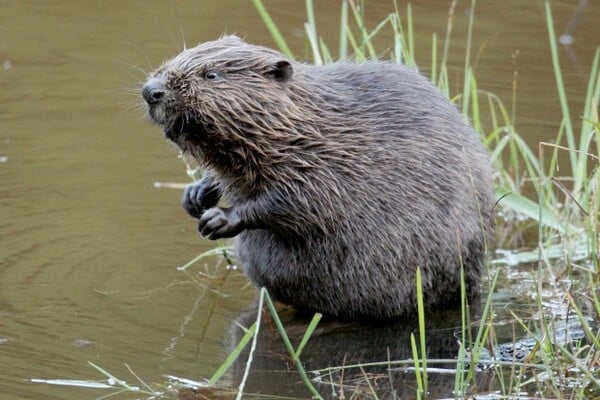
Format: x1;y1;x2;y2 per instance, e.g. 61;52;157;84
1;1;599;399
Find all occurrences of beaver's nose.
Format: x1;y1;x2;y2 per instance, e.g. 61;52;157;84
142;78;165;105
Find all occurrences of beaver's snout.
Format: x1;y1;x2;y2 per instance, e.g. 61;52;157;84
142;78;165;105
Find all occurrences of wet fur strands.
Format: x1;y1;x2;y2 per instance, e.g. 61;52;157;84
142;35;495;321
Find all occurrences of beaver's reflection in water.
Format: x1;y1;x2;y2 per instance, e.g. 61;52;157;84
221;301;494;399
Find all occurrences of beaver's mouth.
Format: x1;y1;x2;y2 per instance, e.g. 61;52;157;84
163;115;190;141
163;114;210;144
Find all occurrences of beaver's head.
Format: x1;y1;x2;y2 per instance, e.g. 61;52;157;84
142;35;295;157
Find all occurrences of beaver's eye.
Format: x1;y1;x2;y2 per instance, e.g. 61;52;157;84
204;71;221;80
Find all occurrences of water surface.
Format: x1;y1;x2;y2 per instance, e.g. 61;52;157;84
1;1;599;399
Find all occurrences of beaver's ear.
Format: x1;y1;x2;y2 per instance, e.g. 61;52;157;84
265;60;293;83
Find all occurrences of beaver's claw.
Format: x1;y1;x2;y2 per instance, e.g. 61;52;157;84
182;177;221;219
198;207;244;240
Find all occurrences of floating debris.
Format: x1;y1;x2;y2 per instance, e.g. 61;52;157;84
30;378;116;389
0;336;12;345
153;181;186;189
73;338;96;347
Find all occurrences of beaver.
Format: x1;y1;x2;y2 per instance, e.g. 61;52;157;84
142;35;495;321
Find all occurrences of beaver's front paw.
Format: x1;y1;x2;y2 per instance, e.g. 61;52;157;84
182;178;221;219
198;207;245;240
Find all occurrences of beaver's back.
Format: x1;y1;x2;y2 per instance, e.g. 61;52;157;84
236;61;494;320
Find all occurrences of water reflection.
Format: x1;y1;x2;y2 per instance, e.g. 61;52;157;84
225;303;487;399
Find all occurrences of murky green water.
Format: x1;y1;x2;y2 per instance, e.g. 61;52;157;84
1;1;599;399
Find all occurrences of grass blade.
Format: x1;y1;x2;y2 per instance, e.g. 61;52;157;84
295;312;322;358
263;288;323;399
545;1;576;176
338;0;348;59
208;321;257;385
497;190;577;234
253;0;294;58
415;267;428;394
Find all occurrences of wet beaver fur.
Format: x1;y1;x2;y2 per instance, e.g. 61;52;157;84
142;35;495;321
